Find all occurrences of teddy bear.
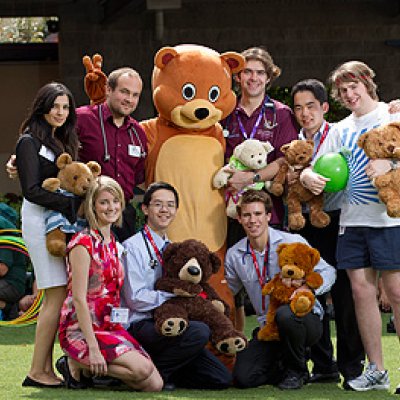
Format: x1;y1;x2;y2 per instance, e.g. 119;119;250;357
42;153;101;257
213;139;274;218
357;121;400;217
82;46;244;310
153;239;247;355
257;242;323;341
267;139;330;230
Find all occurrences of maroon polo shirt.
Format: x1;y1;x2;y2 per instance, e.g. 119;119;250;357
77;102;147;202
221;98;299;225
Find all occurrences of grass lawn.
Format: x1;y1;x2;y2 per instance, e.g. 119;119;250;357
0;315;399;399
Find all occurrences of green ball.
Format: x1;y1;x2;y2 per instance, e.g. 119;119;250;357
313;152;349;193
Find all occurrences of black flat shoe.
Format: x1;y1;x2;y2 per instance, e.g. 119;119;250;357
56;355;87;389
22;376;64;388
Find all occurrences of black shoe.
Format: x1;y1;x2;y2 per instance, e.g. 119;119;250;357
22;376;64;388
309;371;340;383
395;384;400;394
56;355;87;389
162;382;176;391
278;371;304;390
92;376;122;387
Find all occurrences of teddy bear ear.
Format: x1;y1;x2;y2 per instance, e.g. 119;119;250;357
306;139;314;147
56;153;72;169
309;247;320;266
388;121;400;131
233;142;244;158
162;242;179;264
280;143;291;154
357;132;369;149
154;47;178;69
86;161;102;177
220;52;245;74
276;243;289;255
263;141;274;154
209;252;221;274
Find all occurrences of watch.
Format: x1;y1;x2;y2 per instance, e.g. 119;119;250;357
253;173;261;183
390;160;398;170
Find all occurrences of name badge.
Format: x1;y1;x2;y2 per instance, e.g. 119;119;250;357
223;129;230;138
110;307;129;324
128;144;141;158
39;145;55;162
338;226;346;236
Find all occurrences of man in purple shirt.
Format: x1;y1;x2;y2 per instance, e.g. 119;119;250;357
77;67;147;241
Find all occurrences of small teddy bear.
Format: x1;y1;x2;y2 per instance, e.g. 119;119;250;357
257;242;323;341
154;239;247;355
358;121;400;217
267;139;330;230
42;153;101;257
213;139;274;218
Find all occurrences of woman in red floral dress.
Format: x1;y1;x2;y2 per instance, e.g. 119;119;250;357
58;176;163;391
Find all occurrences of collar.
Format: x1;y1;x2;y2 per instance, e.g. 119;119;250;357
237;226;284;254
145;225;170;248
235;96;265;117
299;120;329;141
101;102;134;128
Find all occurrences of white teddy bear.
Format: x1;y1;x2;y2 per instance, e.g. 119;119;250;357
213;139;274;218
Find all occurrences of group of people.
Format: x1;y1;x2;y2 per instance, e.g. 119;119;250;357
5;44;400;395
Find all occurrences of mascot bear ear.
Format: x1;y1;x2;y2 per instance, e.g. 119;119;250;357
220;52;245;74
155;47;179;69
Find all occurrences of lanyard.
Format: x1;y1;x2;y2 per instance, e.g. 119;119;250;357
237;103;266;140
313;122;330;158
248;240;270;313
143;225;164;269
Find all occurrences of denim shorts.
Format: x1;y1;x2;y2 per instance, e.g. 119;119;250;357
337;226;400;270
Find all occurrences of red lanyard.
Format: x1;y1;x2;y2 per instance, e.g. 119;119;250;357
313;122;330;158
143;225;164;268
248;240;270;313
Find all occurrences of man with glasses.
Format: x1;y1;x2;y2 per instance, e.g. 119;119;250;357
122;182;232;391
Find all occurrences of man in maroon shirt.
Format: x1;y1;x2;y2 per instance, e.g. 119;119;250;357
77;67;147;241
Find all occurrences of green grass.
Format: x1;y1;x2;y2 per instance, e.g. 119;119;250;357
0;316;399;399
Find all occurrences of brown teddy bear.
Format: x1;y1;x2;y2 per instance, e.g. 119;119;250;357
42;153;101;257
213;139;274;219
267;139;330;230
154;239;247;355
257;242;323;341
357;121;400;217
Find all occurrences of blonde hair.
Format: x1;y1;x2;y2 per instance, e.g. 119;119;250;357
84;176;125;230
329;61;378;103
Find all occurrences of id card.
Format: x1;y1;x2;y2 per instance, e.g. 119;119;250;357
39;145;55;162
128;144;141;157
110;307;129;324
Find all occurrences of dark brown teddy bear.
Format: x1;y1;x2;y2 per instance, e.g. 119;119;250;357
267;139;330;230
257;242;323;341
154;239;247;355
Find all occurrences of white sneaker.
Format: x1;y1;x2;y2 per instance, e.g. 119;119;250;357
347;363;390;392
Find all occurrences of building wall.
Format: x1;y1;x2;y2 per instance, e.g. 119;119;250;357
1;0;400;194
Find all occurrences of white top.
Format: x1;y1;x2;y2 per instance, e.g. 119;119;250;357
315;102;400;227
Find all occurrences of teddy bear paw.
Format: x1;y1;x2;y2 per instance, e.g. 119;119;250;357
216;336;247;355
288;213;305;231
47;241;66;258
161;318;188;336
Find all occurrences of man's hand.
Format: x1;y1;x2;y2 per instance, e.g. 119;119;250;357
83;54;107;105
6;155;18;179
227;169;254;192
388;99;400;114
287;169;300;185
365;159;391;179
300;168;329;195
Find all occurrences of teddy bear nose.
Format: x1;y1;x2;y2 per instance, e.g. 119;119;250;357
388;144;395;153
194;108;209;120
188;266;201;276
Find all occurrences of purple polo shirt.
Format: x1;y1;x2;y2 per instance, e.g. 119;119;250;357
221;98;299;225
77;102;147;202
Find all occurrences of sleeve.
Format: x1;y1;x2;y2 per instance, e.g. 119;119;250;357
224;249;243;296
16;136;81;223
121;241;174;313
0;249;13;267
133;122;147;185
66;231;92;255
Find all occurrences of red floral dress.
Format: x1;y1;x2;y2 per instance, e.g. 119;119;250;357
59;229;148;364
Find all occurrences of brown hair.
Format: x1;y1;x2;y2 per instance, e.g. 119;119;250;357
107;67;142;91
237;189;273;216
241;47;281;88
329;61;378;103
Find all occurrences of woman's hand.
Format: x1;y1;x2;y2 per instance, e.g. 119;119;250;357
89;346;108;377
6;155;18;179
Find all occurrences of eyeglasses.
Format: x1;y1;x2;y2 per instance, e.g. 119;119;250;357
148;201;177;210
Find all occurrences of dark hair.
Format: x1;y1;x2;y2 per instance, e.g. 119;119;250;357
291;79;328;104
241;47;281;88
108;67;142;91
143;181;179;208
19;82;79;159
237;189;273;216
